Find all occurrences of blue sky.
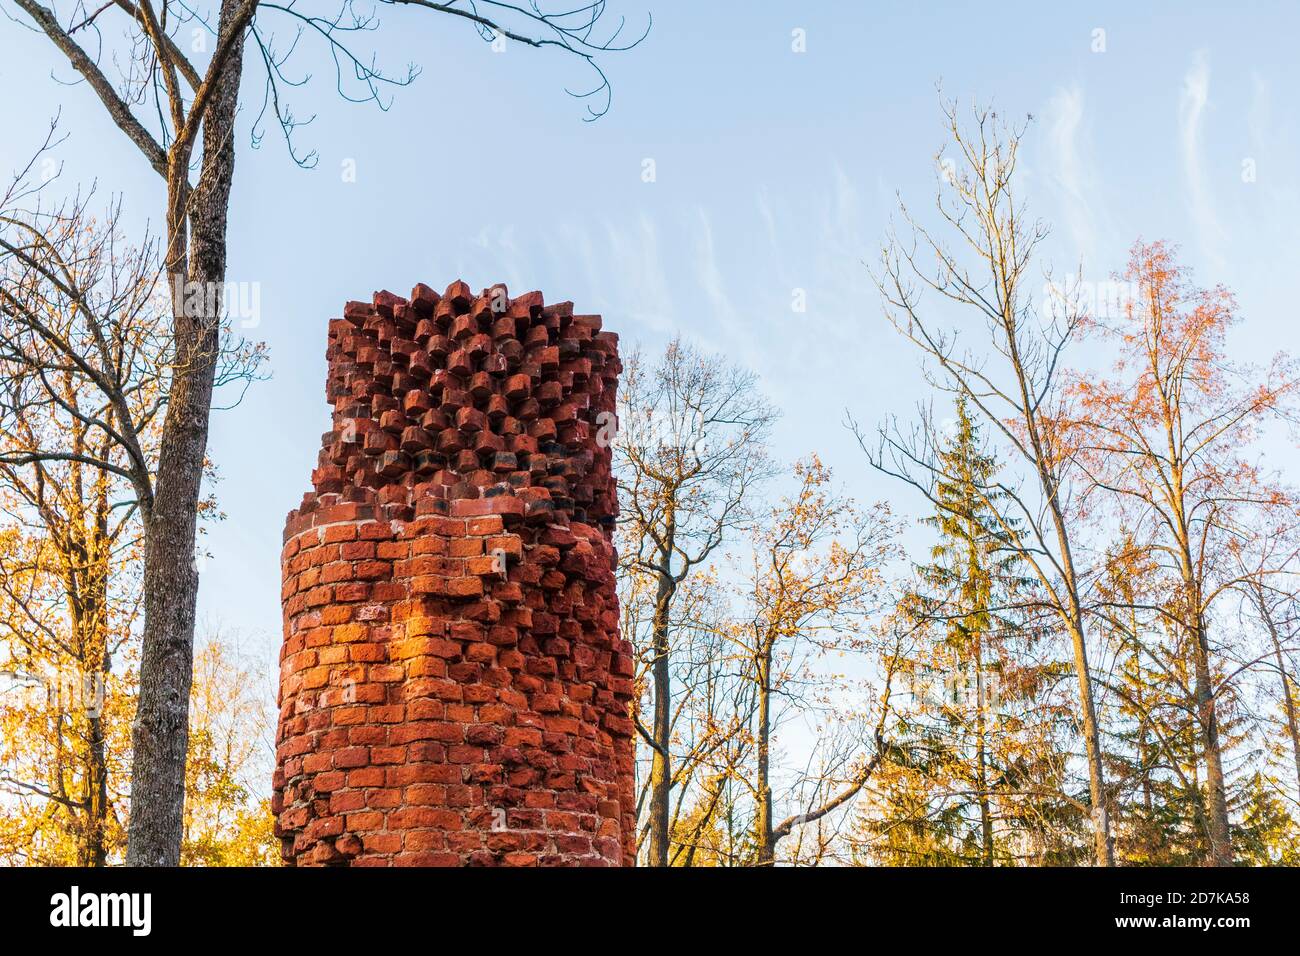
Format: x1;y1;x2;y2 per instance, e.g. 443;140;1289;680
3;0;1298;669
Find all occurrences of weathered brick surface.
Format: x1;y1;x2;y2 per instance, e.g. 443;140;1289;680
273;282;634;867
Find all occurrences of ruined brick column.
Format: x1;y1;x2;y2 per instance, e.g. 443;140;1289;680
273;281;635;866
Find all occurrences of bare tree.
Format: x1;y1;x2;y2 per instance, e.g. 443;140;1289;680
620;567;755;866
0;164;160;864
0;211;152;866
0;138;260;862
863;99;1115;864
7;0;646;864
616;337;777;866
1068;241;1300;863
728;456;898;865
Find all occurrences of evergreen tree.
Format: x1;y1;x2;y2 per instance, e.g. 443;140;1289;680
862;397;1079;865
1234;772;1300;866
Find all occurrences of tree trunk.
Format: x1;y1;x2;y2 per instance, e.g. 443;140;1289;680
1022;356;1112;866
1044;470;1111;865
1191;616;1233;866
126;1;245;866
754;652;774;866
974;639;993;866
644;558;674;868
84;711;109;867
87;457;110;867
64;460;111;867
1065;611;1113;866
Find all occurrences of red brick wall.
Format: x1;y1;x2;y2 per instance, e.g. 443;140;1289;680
272;282;635;866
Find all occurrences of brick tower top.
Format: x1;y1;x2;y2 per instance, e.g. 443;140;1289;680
290;280;621;533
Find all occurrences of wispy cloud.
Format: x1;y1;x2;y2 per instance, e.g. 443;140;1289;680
1179;51;1226;267
1247;71;1271;156
691;206;753;359
613;214;679;334
755;185;790;288
826;161;864;254
1245;71;1298;207
1044;84;1099;266
817;161;875;327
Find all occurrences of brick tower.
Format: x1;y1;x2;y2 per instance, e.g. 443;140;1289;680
273;281;635;866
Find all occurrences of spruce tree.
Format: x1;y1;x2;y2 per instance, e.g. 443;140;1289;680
865;396;1077;864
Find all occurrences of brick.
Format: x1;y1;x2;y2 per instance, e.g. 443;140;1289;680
448;537;484;557
450;496;526;520
446;576;484;598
